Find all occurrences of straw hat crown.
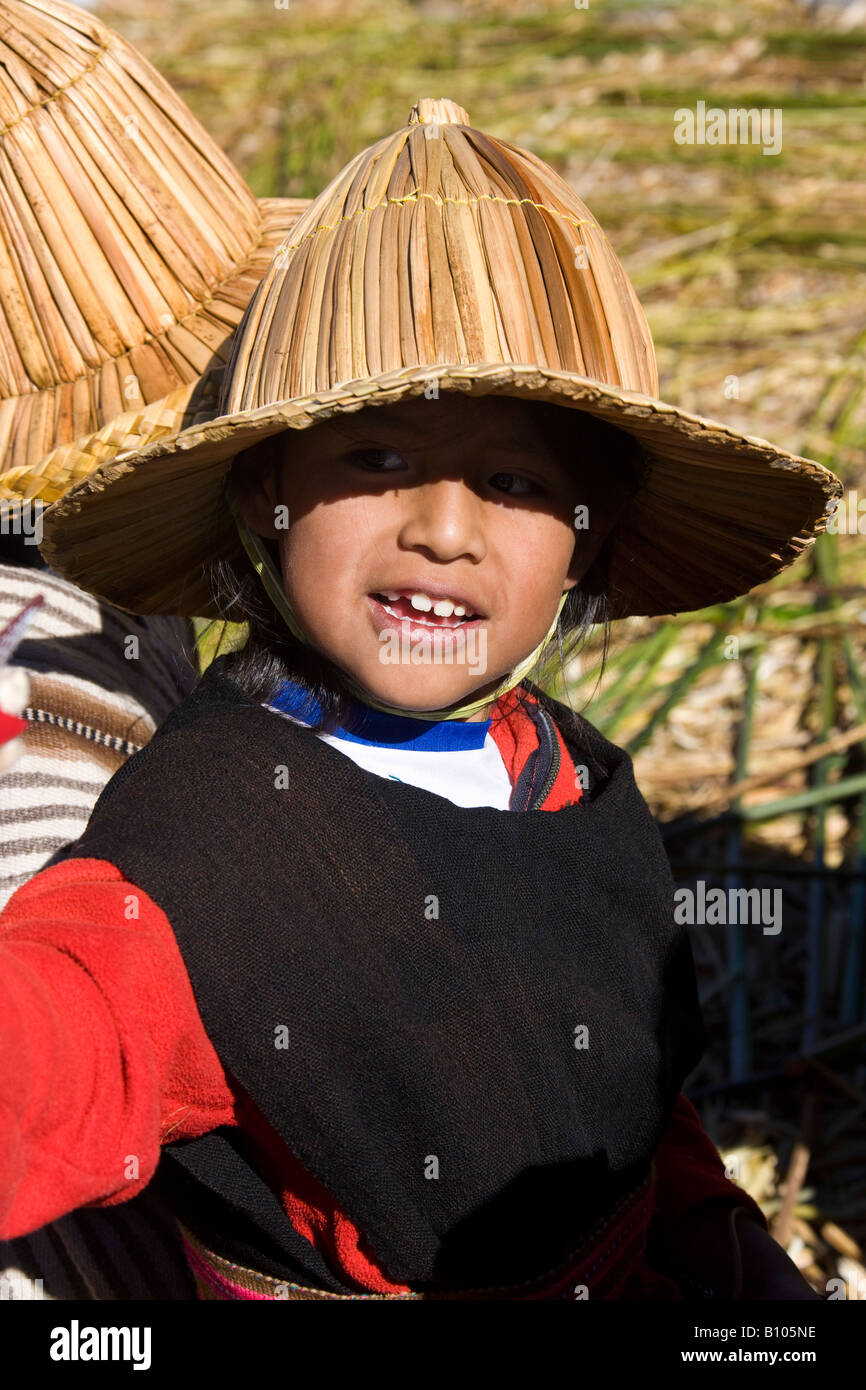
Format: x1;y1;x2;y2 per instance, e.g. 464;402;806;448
0;0;306;492
220;96;659;415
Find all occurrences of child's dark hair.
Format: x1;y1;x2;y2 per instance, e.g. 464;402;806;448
203;400;645;736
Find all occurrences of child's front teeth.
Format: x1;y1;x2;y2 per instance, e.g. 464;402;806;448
382;590;468;618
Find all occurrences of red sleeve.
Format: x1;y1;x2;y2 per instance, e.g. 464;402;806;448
651;1092;768;1232
0;857;235;1239
0;855;406;1292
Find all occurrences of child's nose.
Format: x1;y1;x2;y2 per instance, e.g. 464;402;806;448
398;477;486;561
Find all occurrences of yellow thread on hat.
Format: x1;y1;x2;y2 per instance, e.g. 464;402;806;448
225;481;568;723
271;189;607;263
0;40;112;139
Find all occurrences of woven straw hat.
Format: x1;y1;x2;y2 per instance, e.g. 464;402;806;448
0;0;309;505
39;96;841;620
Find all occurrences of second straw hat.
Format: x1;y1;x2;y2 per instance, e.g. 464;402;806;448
40;96;841;619
0;0;309;503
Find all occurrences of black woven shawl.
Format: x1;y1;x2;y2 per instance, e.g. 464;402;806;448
47;655;705;1292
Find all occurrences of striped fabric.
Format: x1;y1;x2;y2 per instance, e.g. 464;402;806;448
0;561;200;1299
0;563;199;911
2;1185;197;1300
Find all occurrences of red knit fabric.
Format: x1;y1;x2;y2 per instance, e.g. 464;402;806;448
0;683;765;1297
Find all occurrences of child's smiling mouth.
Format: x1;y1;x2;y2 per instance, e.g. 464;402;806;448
367;588;487;637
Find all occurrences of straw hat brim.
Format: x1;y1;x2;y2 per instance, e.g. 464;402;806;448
0;195;311;502
38;362;842;622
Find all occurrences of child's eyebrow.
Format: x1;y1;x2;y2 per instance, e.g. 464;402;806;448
331;425;405;447
334;425;552;454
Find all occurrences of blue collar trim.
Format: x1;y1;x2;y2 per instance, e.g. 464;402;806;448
266;678;491;751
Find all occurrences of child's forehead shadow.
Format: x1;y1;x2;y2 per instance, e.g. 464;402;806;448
322;394;548;451
324;412;479;450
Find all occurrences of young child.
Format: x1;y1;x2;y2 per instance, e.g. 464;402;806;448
2;98;839;1300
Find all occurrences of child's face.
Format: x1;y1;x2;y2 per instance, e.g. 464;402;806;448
237;394;621;717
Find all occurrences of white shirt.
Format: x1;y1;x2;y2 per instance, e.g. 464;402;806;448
262;681;513;810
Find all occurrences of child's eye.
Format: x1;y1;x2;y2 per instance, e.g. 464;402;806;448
490;471;541;496
347;452;540;494
349;448;405;470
